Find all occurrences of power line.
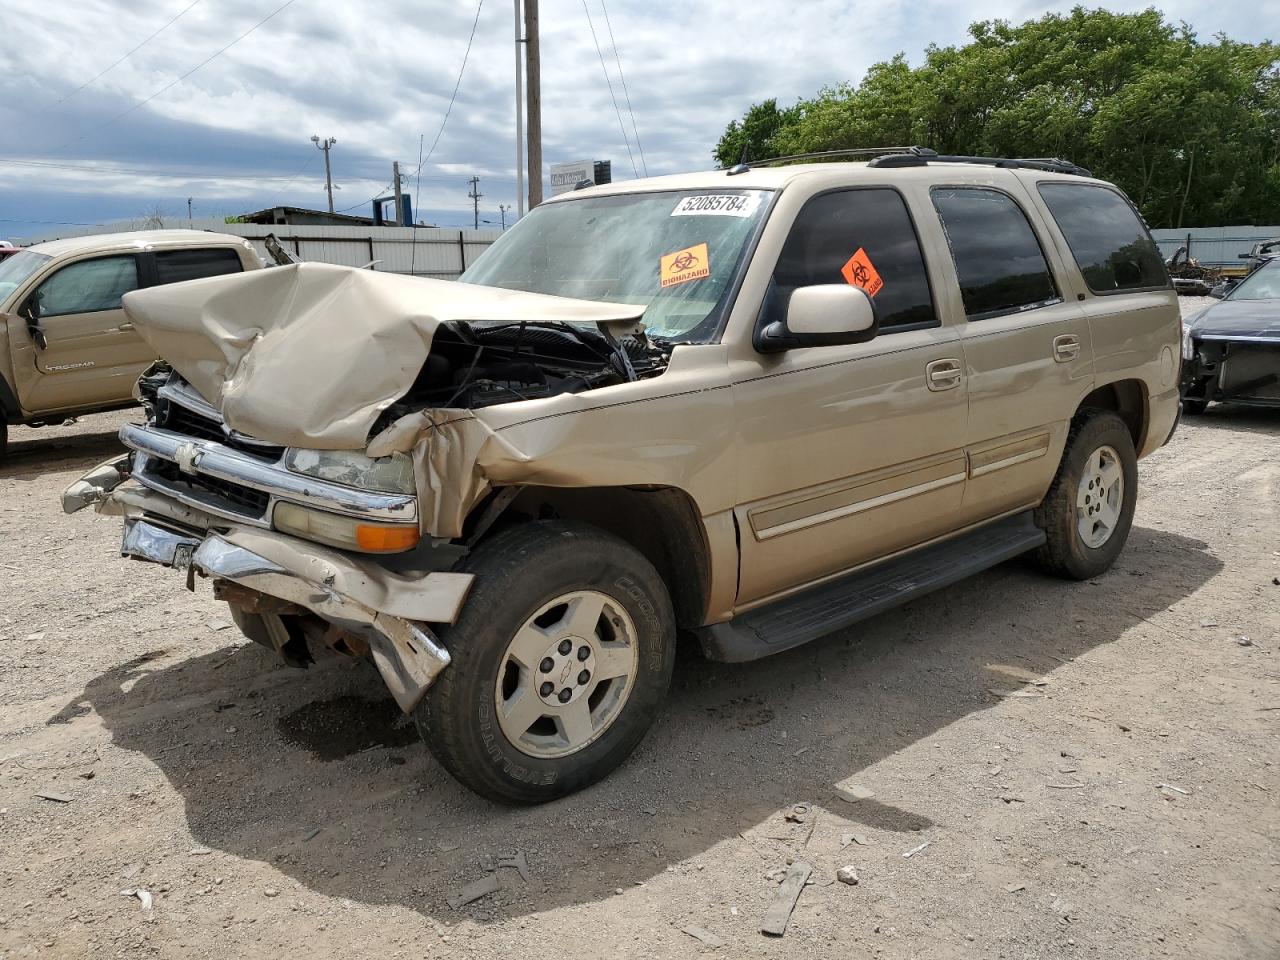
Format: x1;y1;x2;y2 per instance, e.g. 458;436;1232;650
338;0;485;213
49;0;204;109
581;0;637;178
599;0;646;177
50;0;301;154
0;156;514;186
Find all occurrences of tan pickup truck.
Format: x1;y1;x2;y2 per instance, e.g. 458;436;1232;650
65;152;1180;803
0;230;260;458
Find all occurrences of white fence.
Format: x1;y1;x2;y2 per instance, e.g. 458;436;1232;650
1150;226;1280;270
21;217;503;279
225;223;503;279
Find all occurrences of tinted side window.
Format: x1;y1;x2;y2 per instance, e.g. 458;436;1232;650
931;188;1060;320
1037;183;1168;293
36;256;139;316
154;248;243;284
770;188;936;330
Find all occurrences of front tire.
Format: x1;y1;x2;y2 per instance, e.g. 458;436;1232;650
1033;411;1138;580
415;520;676;804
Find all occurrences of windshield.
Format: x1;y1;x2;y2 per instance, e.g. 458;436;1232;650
0;250;51;307
459;189;772;341
1227;259;1280;300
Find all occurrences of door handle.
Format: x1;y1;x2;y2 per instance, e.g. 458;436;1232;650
118;322;134;331
926;358;963;391
1053;334;1081;363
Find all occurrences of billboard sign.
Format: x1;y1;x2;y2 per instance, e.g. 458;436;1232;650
549;160;596;196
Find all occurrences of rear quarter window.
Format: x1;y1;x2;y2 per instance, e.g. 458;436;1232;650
1037;183;1168;294
154;248;244;285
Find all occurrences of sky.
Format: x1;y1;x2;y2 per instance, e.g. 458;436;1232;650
0;0;1276;242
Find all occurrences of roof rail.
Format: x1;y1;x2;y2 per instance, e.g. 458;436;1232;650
748;147;916;168
868;150;1092;177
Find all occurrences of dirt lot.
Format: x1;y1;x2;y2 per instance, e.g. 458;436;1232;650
1;307;1277;959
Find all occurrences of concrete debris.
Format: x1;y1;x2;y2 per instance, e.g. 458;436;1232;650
1199;618;1218;628
840;833;871;848
35;791;73;803
120;888;154;911
496;851;531;884
189;847;212;856
1236;635;1253;647
680;925;724;948
263;888;279;898
902;840;932;859
784;803;810;824
760;861;811;937
25;633;45;641
447;874;501;910
834;784;875;802
1005;883;1026;893
836;865;859;886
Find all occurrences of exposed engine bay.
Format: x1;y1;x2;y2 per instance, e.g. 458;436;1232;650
375;320;670;425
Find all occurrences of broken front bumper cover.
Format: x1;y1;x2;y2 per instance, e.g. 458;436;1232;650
67;460;474;713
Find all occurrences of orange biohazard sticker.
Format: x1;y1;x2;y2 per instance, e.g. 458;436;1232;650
659;242;711;287
840;247;884;296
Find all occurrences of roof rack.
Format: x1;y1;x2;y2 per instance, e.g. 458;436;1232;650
730;145;1091;178
867;148;1091;177
747;147;915;168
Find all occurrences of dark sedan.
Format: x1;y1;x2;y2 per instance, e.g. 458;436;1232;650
1182;258;1280;414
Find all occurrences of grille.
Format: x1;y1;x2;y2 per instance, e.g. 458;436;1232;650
1221;344;1280;401
147;458;271;518
158;400;286;461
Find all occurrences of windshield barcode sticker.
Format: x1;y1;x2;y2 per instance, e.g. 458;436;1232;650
671;194;761;217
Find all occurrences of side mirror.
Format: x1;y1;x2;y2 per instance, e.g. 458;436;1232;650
21;297;46;349
1208;281;1233;300
755;284;878;353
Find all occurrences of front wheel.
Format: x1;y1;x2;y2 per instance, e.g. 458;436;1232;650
1033;411;1138;580
414;520;676;804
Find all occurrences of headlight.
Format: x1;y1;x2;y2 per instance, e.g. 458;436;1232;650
273;502;420;553
1181;320;1195;362
284;448;415;494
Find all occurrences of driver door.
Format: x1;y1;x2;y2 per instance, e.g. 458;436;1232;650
13;253;152;413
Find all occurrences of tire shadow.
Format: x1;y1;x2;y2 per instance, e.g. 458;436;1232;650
1;412;133;481
52;524;1222;923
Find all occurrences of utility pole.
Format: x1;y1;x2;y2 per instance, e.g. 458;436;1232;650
499;203;510;230
513;0;525;218
524;0;542;208
392;161;404;226
311;135;338;213
468;176;483;230
186;197;193;224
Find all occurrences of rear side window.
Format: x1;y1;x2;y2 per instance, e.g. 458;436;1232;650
154;248;243;285
1037;183;1168;294
931;188;1060;320
35;255;139;316
770;188;936;330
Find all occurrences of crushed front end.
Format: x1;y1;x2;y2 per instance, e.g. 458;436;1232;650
63;368;474;712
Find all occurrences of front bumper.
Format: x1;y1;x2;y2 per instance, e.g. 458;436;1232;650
1182;336;1280;408
67;460;474;713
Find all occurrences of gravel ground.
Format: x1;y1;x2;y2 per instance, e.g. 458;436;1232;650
1;299;1277;959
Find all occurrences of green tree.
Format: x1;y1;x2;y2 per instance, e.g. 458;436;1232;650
713;6;1280;227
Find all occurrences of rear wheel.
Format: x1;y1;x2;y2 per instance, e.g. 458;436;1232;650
1033;411;1138;580
415;520;676;804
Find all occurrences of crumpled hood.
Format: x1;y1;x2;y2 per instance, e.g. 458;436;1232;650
1187;298;1280;340
121;262;645;449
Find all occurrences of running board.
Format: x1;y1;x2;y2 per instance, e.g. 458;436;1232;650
698;512;1046;663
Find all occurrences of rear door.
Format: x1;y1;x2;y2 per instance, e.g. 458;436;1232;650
926;184;1094;524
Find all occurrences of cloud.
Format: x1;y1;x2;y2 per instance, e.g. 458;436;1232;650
0;0;1276;240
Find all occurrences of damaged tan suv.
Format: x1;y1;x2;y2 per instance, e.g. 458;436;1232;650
65;151;1180;803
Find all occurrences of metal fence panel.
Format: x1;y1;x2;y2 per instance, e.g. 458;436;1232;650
1150;226;1280;269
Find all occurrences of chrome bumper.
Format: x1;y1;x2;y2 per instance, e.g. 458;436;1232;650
114;516;462;712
